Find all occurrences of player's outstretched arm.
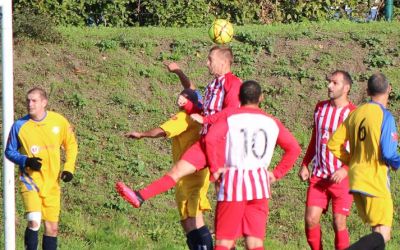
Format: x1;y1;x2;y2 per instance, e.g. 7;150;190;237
124;127;166;139
164;62;195;89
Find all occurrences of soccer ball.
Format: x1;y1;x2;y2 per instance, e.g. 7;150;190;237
208;19;234;44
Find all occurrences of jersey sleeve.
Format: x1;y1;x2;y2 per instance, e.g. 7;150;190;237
327;121;350;165
380;110;400;170
222;74;241;109
62;118;78;173
159;112;190;138
301;124;316;168
5;122;28;167
203;108;230;125
272;119;302;179
205;115;229;175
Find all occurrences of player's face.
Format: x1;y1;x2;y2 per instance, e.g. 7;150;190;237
327;73;348;100
177;94;188;108
26;92;47;119
207;50;224;76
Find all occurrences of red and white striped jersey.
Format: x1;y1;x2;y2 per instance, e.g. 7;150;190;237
302;100;356;178
201;72;241;135
206;107;301;202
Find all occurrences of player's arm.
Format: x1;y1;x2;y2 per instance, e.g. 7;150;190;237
299;123;316;181
4;123;28;167
191;108;229;125
165;62;195;89
222;76;241;109
61;119;78;175
205;117;229;181
125;127;166;139
272;119;302;180
380;111;400;170
327;121;350;165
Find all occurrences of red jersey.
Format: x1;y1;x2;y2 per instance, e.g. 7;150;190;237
302;100;356;178
206;107;301;202
201;72;241;135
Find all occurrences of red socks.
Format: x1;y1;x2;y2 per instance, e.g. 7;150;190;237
214;246;230;250
335;229;350;250
138;175;176;200
306;224;322;250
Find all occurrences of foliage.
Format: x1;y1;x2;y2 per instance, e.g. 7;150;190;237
13;0;399;27
13;7;62;42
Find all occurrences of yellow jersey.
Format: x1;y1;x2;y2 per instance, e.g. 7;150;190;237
328;102;400;198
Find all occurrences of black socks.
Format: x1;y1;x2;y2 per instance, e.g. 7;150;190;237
186;225;213;250
25;228;39;250
42;235;57;250
347;232;385;250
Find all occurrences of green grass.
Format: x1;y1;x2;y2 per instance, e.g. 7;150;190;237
1;20;400;249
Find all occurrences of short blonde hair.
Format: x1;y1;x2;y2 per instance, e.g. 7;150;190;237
209;45;234;65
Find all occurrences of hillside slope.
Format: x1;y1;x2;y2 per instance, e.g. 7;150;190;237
1;21;400;249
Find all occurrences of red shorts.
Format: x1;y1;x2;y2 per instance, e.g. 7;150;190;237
215;199;269;240
306;175;352;215
181;137;208;171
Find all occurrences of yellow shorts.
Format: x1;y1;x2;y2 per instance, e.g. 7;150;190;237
353;193;393;227
21;185;61;222
175;168;211;220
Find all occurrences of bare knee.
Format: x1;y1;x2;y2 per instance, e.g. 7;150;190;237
373;226;391;243
333;214;347;231
305;207;323;228
181;215;205;233
44;221;59;237
168;160;196;181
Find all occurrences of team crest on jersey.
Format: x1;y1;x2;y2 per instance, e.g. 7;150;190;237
30;145;40;154
391;132;398;141
52;126;60;134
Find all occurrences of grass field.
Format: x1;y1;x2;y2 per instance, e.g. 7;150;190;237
1;20;400;249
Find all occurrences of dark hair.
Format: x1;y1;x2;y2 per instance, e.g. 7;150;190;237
239;80;262;105
368;73;389;96
331;70;353;86
180;88;199;106
27;87;48;100
209;45;234;65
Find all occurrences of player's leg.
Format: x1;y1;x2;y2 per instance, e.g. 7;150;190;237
22;190;42;250
178;168;212;249
42;191;61;250
347;194;392;250
243;199;268;250
215;201;244;250
116;141;206;208
304;177;328;250
330;178;352;250
43;221;58;250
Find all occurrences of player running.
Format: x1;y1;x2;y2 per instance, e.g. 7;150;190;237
328;73;400;250
299;70;356;250
205;80;301;250
116;46;241;250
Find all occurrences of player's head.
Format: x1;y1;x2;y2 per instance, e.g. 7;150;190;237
326;70;352;100
239;80;263;106
367;73;390;97
207;46;233;77
177;88;200;114
26;87;48;120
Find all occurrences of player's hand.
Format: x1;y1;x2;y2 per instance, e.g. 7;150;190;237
190;114;204;124
61;171;73;182
211;167;227;183
25;157;42;171
164;62;180;73
124;131;142;139
330;168;347;184
298;165;310;182
268;171;277;184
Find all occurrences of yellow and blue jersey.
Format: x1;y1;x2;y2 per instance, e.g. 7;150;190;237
5;111;78;196
328;101;400;198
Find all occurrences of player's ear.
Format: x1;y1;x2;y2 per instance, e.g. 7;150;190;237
259;93;264;103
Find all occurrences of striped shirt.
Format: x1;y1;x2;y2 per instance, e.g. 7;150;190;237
206;107;301;202
302;100;356;178
201;72;241;135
